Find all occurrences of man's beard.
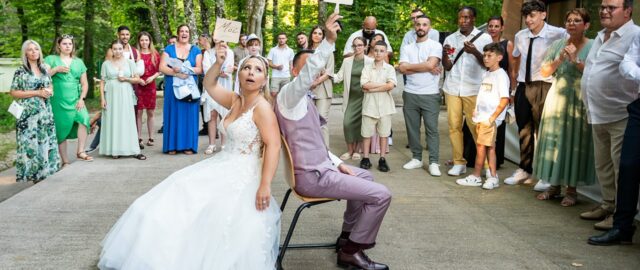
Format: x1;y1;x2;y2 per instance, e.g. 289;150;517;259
416;30;427;38
362;29;374;40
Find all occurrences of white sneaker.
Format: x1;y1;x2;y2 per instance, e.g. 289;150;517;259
403;159;423;170
428;163;441;176
483;176;500;190
504;169;530;185
483;168;491;178
456;175;483;187
448;164;467;176
533;180;551;192
388;137;393;146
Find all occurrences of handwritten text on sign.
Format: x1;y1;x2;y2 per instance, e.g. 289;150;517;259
214;18;242;43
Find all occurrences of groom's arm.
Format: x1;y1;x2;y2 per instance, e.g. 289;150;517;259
278;40;335;111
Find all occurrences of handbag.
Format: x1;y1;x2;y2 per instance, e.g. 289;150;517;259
8;100;24;119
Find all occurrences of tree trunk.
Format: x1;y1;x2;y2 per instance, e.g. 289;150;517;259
272;0;278;40
237;0;245;32
146;0;163;47
198;0;210;35
50;0;65;54
246;0;265;41
16;6;28;43
294;0;301;27
159;0;172;38
215;0;225;19
83;0;95;98
318;0;327;26
184;0;198;42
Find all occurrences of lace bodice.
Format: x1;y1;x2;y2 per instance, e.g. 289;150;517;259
219;106;262;156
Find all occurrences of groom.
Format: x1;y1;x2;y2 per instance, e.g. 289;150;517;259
275;13;391;270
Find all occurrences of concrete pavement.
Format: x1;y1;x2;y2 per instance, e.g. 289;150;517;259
0;100;639;270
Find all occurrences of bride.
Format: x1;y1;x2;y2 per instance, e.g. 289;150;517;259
98;42;282;270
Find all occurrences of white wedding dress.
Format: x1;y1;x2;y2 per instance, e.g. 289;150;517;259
98;106;281;270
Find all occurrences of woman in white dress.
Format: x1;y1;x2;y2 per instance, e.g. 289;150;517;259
98;42;282;270
202;39;235;154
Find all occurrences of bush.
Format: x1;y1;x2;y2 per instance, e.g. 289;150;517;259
0;93;15;133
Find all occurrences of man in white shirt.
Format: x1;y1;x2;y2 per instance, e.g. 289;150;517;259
267;32;295;97
441;6;493;176
589;30;640;245
342;16;392;57
398;15;443;176
505;1;566;189
580;0;640;231
400;8;441;47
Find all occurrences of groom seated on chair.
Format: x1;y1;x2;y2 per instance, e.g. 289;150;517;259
274;12;392;270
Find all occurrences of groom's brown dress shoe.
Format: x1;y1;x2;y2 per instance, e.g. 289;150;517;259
337;250;389;270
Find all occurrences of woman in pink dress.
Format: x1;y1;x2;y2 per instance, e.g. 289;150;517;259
135;32;161;148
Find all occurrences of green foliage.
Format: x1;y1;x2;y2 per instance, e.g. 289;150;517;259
0;93;16;133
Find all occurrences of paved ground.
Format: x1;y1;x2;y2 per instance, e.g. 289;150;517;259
0;100;639;270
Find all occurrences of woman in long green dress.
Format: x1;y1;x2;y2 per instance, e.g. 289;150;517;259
99;40;146;160
45;35;93;165
534;9;595;207
334;37;374;160
10;40;61;182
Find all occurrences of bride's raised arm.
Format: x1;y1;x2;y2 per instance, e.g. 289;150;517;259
253;101;281;211
203;42;235;109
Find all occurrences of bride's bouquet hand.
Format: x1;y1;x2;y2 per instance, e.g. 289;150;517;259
255;184;271;211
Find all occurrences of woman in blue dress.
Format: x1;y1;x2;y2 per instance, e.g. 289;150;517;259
159;24;203;154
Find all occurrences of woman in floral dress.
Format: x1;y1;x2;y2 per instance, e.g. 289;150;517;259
9;40;60;182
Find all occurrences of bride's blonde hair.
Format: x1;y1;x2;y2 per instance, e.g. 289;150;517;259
238;55;272;106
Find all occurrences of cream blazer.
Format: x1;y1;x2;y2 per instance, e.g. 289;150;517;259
333;55;374;112
312;53;335;100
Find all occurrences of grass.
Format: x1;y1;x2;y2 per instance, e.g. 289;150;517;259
0;93;16;133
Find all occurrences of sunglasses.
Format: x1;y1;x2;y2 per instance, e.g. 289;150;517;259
62;34;74;40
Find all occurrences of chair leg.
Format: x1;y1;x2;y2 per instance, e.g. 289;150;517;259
277;202;310;269
280;188;292;212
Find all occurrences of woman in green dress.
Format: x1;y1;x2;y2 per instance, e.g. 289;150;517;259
99;40;146;160
334;37;374;161
45;35;93;164
9;40;61;182
534;9;595;207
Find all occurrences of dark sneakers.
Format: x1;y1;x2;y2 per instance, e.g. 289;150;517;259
378;158;389;172
360;158;372;169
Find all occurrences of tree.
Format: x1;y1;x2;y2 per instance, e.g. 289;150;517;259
272;0;279;40
83;0;95;98
50;0;65;54
199;0;211;35
318;0;327;27
159;0;172;38
146;0;163;46
294;0;301;27
184;0;198;41
215;0;225;18
246;0;266;39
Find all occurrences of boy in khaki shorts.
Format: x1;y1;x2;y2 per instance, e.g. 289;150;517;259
359;41;397;172
456;43;509;189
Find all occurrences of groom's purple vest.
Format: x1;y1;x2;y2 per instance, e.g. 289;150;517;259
275;98;335;175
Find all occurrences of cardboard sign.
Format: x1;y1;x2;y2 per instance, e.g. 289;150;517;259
323;0;353;4
213;18;242;43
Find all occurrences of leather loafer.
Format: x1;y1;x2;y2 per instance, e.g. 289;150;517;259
588;227;634;246
337;250;389;270
378;158;389;172
360;158;372;169
335;237;348;253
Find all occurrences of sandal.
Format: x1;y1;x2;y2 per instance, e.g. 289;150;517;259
112;155;120;159
77;152;94;162
146;138;155;146
561;190;578;207
134;154;147;160
536;185;561;200
204;145;217;155
339;152;352;160
351;153;362;160
60;162;70;170
167;151;177;155
184;150;194;155
139;138;145;150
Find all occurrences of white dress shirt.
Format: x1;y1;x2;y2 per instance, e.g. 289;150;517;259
513;23;567;83
276;40;342;166
619;32;640;88
582;20;640;124
343;29;393;56
442;27;493;97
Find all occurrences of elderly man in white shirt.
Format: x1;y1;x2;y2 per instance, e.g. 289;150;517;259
504;1;566;190
441;6;493;176
580;0;640;231
342;16;392;58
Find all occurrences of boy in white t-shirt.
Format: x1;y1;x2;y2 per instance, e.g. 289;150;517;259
359;41;397;172
456;43;510;190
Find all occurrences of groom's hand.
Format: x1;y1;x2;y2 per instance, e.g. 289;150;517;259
325;13;343;44
338;163;355;176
